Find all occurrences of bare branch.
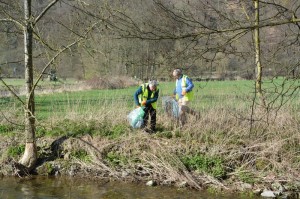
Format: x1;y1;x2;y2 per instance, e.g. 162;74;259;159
34;0;59;25
0;18;24;29
0;77;25;106
32;22;99;92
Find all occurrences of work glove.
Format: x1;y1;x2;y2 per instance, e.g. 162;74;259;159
182;90;187;96
141;100;147;106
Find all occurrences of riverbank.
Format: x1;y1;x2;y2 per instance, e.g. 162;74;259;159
1;78;299;198
0;120;299;199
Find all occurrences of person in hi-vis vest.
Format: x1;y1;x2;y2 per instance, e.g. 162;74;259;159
172;68;200;126
134;80;159;133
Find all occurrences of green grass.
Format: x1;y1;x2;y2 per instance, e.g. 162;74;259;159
181;154;226;179
34;87;137;119
0;78;299;121
0;124;14;133
0;78;26;87
35;119;129;139
70;149;92;163
105;151;128;167
7;144;25;157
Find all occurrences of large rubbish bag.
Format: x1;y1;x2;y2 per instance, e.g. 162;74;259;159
162;96;180;118
127;107;145;128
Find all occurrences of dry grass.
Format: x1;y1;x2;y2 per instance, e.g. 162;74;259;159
33;102;299;190
0;78;299;192
84;76;138;89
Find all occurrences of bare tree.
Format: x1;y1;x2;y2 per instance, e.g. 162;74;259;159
253;0;266;107
0;0;99;172
101;0;300;101
20;0;38;170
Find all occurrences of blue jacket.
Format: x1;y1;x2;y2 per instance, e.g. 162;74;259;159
173;75;194;99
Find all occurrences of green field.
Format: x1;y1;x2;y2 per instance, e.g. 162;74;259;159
0;78;299;121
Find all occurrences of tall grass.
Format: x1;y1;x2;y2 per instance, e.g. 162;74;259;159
0;78;299;190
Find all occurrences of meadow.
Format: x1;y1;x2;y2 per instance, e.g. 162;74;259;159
0;77;299;193
1;77;298;120
1;79;255;122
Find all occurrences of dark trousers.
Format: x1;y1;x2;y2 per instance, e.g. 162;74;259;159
142;105;156;131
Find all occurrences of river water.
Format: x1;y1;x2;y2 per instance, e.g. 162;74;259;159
0;176;257;199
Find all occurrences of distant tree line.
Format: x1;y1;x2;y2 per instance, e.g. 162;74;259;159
1;0;299;82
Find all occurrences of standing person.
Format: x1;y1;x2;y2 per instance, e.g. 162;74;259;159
134;80;159;133
172;68;199;126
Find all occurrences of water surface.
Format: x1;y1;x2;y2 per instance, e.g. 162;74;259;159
0;176;256;199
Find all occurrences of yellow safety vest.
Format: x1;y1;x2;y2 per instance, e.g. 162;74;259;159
176;75;194;101
139;83;159;109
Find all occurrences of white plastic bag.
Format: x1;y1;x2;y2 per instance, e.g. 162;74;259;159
162;96;180;118
127;107;145;128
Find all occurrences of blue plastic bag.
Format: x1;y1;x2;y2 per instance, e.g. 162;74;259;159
162;96;180;118
127;107;145;128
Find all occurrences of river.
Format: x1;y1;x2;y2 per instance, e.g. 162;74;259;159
0;176;259;199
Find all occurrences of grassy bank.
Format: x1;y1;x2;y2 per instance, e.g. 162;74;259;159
0;78;299;195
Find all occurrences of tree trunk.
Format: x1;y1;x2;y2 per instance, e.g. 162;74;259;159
19;0;37;170
254;0;266;107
